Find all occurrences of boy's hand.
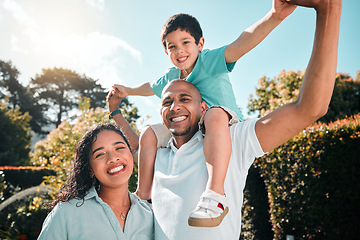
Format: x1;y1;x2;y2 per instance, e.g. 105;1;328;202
106;89;123;112
273;0;297;20
112;84;129;98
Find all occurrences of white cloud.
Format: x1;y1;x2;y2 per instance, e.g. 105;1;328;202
2;0;142;91
3;0;28;23
85;0;105;11
39;32;142;88
4;0;40;44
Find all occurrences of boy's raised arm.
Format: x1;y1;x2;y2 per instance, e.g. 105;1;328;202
255;0;342;153
111;82;154;98
225;0;296;63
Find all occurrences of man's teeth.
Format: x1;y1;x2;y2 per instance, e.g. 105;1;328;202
172;116;186;122
109;165;124;174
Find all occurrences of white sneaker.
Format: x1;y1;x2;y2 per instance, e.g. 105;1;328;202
188;190;229;227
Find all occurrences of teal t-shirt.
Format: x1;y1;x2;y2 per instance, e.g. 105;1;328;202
37;187;154;240
151;45;243;120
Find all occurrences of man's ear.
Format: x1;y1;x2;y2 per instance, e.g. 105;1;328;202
201;100;207;115
198;37;205;51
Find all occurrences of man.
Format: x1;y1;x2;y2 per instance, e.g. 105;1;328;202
107;0;342;239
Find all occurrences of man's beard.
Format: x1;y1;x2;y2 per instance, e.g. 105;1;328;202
170;126;192;137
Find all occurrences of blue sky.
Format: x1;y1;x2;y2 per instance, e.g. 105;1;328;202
1;0;359;128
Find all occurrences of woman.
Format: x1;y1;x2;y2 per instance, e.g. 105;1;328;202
38;123;153;240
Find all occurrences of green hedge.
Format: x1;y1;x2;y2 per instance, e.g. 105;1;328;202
0;166;55;201
0;166;55;239
243;114;360;239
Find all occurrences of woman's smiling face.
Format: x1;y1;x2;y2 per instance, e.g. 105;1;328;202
89;129;133;190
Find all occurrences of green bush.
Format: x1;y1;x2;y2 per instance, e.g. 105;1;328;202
247;113;360;239
0;188;50;240
0;166;55;201
241;166;273;240
0;167;54;240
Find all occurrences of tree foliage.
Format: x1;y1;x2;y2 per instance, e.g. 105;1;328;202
0;99;32;166
30;67;108;127
0;60;48;133
248;70;360;123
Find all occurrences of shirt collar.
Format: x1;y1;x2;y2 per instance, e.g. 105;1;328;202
84;186;98;200
167;130;203;151
85;186;136;206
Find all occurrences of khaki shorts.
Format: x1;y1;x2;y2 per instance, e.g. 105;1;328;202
149;123;171;148
198;106;239;134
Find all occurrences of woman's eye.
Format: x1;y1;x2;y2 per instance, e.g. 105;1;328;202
95;152;105;159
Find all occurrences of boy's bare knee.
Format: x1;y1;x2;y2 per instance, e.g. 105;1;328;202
204;108;230;126
140;126;157;145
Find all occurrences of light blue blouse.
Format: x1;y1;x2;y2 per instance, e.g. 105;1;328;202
37;187;153;240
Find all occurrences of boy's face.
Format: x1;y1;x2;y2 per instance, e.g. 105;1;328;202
164;28;204;74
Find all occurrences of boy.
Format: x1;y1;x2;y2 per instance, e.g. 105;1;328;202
110;0;296;227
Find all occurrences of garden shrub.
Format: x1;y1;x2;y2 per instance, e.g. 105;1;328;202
0;166;55;201
0;167;54;240
246;113;360;239
241;166;273;240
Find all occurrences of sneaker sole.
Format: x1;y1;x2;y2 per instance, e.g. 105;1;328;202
188;207;229;227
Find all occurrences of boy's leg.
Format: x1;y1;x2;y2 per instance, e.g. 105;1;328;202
203;107;231;195
188;107;233;227
135;126;157;200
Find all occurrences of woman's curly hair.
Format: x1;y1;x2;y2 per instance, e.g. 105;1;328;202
49;123;131;209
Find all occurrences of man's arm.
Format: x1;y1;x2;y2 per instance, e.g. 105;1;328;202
255;0;342;153
224;0;297;63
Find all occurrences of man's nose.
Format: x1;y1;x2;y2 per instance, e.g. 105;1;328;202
170;100;180;111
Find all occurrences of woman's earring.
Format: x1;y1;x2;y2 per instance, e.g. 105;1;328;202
90;170;95;178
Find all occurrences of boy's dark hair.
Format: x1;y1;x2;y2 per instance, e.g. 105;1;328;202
161;13;203;49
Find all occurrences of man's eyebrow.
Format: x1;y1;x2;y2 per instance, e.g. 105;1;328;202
162;95;172;101
180;93;192;98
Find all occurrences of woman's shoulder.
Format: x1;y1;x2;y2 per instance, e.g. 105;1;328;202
54;188;97;211
129;192;153;213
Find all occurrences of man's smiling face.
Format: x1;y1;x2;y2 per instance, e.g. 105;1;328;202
160;80;207;147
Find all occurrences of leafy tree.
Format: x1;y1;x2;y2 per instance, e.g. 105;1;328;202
30;67;108;127
0;99;32;166
31;97;140;198
248;70;360;123
0;60;21;108
0;60;48;133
